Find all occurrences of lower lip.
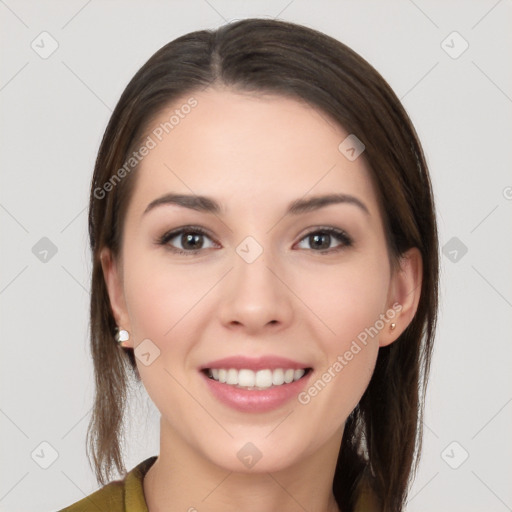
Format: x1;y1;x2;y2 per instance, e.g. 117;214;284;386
200;370;312;413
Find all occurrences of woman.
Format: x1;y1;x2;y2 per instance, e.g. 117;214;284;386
60;17;438;512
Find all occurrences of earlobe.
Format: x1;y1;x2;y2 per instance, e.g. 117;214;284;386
100;248;133;348
380;247;423;347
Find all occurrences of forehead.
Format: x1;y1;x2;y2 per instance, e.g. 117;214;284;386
129;87;380;218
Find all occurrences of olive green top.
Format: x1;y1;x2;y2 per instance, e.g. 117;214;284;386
58;456;379;511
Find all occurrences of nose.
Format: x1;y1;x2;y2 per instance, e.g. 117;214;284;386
217;247;295;335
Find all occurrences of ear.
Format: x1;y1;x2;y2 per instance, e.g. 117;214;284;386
100;247;133;349
379;247;423;347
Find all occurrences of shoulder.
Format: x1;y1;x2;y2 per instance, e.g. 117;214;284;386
57;456;158;512
57;478;124;512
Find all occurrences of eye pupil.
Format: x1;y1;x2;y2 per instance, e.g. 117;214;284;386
183;233;203;250
310;233;330;250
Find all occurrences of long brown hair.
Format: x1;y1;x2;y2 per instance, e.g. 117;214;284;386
86;18;438;512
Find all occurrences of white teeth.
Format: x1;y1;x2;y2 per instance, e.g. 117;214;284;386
238;369;255;387
294;369;305;380
284;369;294;383
206;367;308;389
255;369;273;389
272;368;285;385
226;368;238;385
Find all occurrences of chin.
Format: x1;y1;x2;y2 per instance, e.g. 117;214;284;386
198;435;310;475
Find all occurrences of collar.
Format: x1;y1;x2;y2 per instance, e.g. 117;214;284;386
124;455;158;512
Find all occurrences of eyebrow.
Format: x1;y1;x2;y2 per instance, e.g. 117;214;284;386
143;192;370;217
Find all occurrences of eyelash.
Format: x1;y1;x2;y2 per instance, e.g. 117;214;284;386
156;225;353;256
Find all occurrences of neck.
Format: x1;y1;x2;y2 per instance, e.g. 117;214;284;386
143;417;343;512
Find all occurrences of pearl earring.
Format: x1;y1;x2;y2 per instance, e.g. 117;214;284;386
115;327;130;345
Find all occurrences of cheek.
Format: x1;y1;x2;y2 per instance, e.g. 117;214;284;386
301;253;390;347
294;254;388;412
121;252;210;413
298;342;378;442
122;247;209;340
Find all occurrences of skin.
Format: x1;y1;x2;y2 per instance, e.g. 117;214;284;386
102;87;422;512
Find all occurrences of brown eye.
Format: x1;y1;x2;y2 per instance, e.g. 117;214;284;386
158;227;217;255
296;228;352;253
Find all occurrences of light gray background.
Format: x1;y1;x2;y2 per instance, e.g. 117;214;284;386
1;1;511;511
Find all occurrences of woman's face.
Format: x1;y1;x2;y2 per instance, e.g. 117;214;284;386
103;87;418;473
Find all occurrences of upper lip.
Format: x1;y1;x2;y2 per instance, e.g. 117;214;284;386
200;356;312;372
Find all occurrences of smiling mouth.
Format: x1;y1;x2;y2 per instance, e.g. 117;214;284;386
202;367;312;390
